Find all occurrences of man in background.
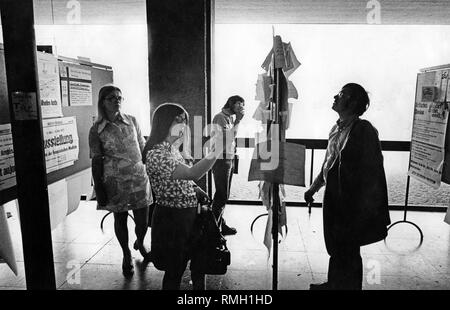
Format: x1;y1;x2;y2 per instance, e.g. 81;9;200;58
211;95;245;236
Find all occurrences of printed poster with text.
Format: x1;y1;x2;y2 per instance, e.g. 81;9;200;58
408;69;450;189
0;124;16;191
43;116;79;173
37;52;63;118
68;67;92;106
59;64;93;107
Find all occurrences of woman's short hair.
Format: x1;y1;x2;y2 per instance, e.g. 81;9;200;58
97;85;121;121
343;83;370;116
223;95;244;110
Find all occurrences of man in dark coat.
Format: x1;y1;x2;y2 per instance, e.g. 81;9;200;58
304;83;391;290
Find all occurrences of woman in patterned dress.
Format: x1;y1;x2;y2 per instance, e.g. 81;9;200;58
89;85;152;277
143;103;230;290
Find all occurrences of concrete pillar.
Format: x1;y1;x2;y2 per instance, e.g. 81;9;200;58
0;0;56;289
147;0;213;191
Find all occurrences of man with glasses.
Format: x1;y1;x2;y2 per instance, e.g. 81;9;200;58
210;95;245;236
304;83;390;290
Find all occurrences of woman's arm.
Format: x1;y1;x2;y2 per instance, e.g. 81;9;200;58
171;153;217;181
172;130;229;181
91;156;108;206
131;115;146;153
88;127;108;206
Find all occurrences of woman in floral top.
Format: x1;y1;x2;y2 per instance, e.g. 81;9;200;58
143;103;230;290
89;85;152;277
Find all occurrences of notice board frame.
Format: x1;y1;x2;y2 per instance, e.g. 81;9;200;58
0;47;113;205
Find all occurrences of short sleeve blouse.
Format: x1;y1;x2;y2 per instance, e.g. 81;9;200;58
146;141;197;209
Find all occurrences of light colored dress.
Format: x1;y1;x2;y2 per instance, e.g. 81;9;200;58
89;113;152;212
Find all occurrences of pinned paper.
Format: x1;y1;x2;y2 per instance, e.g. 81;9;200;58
255;74;272;103
252;101;271;123
280;102;294;130
273;36;286;69
258;182;287;255
445;203;450;225
288;80;298;99
248;141;305;187
48;179;69;230
0;204;17;275
261;41;301;77
283;42;301;78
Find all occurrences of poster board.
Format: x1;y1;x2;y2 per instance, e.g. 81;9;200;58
408;65;450;188
0;47;113;205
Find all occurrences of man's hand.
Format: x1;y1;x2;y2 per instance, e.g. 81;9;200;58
304;189;315;205
235;106;245;123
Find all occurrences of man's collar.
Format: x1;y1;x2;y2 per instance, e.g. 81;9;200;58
221;108;233;117
336;116;359;131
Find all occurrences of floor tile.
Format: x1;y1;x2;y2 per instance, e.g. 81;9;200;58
2;202;450;290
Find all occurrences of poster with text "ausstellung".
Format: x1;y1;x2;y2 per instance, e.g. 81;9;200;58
43;116;79;174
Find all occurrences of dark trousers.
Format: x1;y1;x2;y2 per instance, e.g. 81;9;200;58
323;163;363;290
163;258;205;290
151;205;205;290
326;241;363;290
323;205;363;290
211;158;234;227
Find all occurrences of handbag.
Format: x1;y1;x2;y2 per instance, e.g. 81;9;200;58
190;204;231;275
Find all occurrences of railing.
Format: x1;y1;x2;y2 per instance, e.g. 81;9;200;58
225;137;446;212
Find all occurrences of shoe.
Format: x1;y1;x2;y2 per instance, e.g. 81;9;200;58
122;256;134;278
309;282;332;290
221;224;237;236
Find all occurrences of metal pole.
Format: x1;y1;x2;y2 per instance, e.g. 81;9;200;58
0;0;56;289
404;175;411;222
271;64;281;290
309;149;314;214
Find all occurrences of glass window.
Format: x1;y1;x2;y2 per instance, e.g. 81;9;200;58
215;24;450;206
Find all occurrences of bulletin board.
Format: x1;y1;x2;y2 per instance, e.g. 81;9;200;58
408;64;450;188
0;47;113;205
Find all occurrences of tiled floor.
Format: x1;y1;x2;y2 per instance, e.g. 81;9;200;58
1;201;450;290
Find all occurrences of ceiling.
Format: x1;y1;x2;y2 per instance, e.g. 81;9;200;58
3;0;450;25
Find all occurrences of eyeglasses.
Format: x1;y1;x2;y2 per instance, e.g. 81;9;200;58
105;95;124;102
336;91;348;99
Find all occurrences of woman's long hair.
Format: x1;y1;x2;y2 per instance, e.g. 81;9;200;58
96;85;121;122
142;103;190;162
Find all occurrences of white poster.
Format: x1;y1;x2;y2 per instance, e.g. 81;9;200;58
0;204;17;276
445;203;450;225
42;117;79;173
0;124;16;191
37;52;63;118
68;67;92;106
11;92;38;121
48;179;69;230
59;64;69;107
61;81;69;107
68;81;93;106
408;70;449;189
